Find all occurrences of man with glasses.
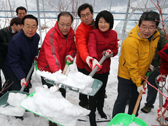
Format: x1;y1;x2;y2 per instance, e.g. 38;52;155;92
76;3;101;110
3;15;39;95
16;6;27;19
112;11;160;118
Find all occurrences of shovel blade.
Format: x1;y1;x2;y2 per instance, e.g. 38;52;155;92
107;113;147;126
0;90;29;107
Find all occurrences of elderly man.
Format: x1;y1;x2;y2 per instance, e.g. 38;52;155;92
37;11;76;126
3;15;40;95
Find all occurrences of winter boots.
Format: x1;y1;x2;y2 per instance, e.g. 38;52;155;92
49;121;57;126
141;105;152;113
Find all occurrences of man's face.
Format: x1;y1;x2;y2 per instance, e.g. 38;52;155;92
139;21;157;39
13;24;22;32
17;10;27;18
58;15;72;36
80;8;93;25
23;18;37;38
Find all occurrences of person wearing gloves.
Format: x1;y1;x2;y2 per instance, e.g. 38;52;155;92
37;12;76;98
141;28;167;113
112;11;161;118
84;10;118;126
3;15;39;94
76;3;101;109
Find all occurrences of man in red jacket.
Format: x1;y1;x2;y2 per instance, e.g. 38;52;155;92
76;3;101;109
38;12;76;93
37;12;76;126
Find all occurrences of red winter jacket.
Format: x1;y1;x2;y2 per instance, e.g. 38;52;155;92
158;43;168;75
85;29;118;74
37;22;76;73
76;22;94;69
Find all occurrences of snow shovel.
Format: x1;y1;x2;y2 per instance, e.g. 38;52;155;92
0;62;36;108
44;52;113;96
107;77;148;126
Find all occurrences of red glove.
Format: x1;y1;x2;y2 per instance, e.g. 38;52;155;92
156;75;166;82
157;98;168;116
20;78;29;88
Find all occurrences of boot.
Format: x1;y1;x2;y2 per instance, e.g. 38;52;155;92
98;110;107;119
49;121;57;126
89;112;97;126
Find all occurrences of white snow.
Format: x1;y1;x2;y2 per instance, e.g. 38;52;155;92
36;69;94;91
0;93;27;116
20;85;90;126
0;56;164;126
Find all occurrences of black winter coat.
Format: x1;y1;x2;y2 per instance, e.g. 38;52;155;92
0;26;13;68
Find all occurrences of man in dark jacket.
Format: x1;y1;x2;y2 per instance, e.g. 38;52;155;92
141;28;167;113
0;17;22;95
2;15;40;95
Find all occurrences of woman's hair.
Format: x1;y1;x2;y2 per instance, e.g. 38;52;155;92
95;10;114;30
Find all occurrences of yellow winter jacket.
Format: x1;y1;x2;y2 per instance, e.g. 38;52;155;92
118;24;160;87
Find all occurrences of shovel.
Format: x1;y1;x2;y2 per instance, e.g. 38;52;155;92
44;52;113;96
107;76;148;126
0;62;36;109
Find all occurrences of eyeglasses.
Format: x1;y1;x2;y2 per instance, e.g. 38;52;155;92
58;23;71;28
81;13;91;18
140;26;156;31
24;25;37;30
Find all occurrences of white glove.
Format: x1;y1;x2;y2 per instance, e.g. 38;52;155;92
21;78;28;87
149;64;154;71
65;55;74;65
156;75;166;82
137;85;146;93
86;56;94;68
105;49;112;56
92;58;102;71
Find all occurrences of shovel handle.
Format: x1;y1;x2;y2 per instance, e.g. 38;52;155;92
62;64;68;75
89;52;113;77
132;76;148;115
20;62;37;92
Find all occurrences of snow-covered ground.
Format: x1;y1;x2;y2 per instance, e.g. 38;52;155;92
0;56;164;126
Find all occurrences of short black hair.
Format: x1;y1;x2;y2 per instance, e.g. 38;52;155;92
77;3;93;17
10;17;22;26
16;6;27;14
57;12;73;22
22;14;38;26
95;10;114;30
139;11;160;27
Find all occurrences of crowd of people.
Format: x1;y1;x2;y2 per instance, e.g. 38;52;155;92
0;3;167;126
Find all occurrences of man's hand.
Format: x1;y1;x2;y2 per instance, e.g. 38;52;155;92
21;78;29;88
86;56;102;71
146;64;155;76
86;56;94;68
65;55;74;65
137;85;146;94
92;58;102;71
156;75;166;82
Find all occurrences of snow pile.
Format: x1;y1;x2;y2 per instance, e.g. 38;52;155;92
36;70;94;91
111;122;140;126
0;92;27;116
20;86;90;126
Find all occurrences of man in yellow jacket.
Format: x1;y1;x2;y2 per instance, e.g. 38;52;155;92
112;11;160;117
